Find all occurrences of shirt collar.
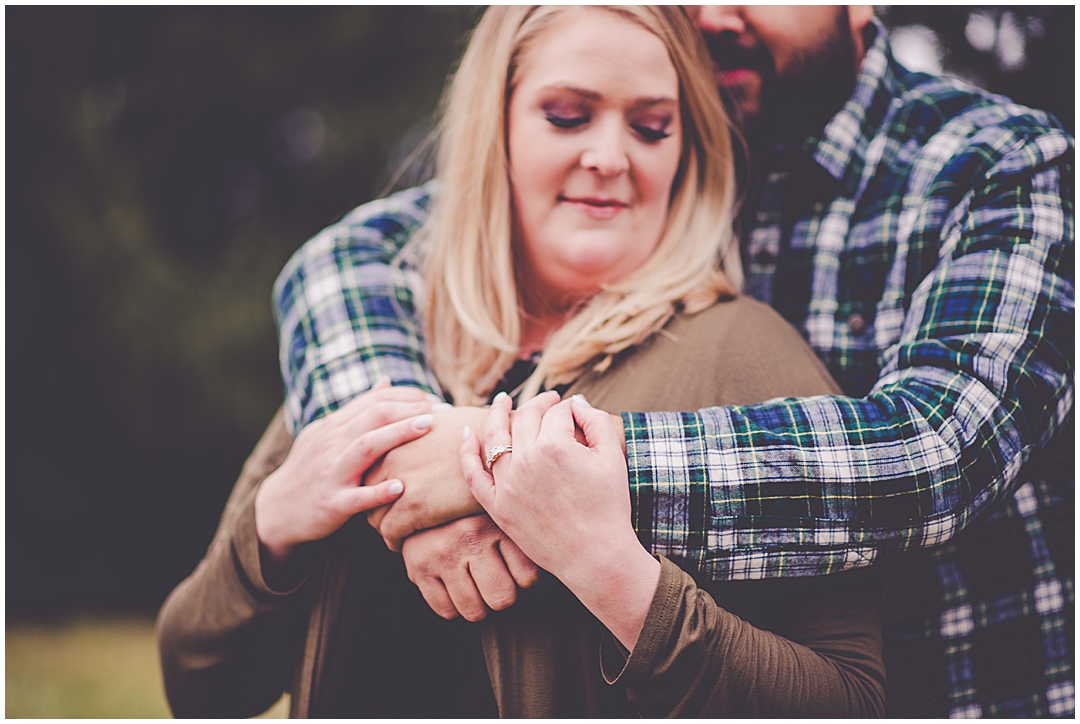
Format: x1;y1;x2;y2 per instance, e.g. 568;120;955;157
798;18;900;197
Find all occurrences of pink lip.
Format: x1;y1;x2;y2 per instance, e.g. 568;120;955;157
561;196;628;220
716;68;756;86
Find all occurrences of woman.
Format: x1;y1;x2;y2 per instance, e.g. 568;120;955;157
158;6;883;717
410;8;882;716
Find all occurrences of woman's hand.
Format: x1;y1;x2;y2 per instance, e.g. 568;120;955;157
255;380;437;572
461;391;660;649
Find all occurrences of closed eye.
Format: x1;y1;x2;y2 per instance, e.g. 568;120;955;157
632;125;671;142
546;114;588;129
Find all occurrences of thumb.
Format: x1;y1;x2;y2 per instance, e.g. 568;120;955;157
339;479;405;517
570;395;621;452
460;426;496;511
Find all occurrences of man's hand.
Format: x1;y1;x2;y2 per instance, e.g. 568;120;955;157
366;406;490;551
402;514;539;621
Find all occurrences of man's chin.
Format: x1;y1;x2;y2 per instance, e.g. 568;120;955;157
717;82;762;130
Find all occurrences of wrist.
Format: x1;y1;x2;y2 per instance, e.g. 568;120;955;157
254;477;297;567
558;537;660;650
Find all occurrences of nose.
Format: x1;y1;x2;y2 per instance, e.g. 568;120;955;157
692;6;746;36
580;120;629;177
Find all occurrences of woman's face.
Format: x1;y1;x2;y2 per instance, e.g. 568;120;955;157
508;10;682;308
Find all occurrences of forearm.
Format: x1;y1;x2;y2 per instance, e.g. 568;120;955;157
628;376;1067;579
157;487;309;717
156;409;309;717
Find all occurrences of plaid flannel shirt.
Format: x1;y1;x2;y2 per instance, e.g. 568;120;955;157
274;21;1073;718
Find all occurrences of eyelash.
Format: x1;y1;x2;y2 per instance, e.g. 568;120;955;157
544;114;671;142
633;125;671;142
546;114;588;129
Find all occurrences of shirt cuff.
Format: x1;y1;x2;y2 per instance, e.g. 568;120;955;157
599;555;687;686
233;484;318;598
622;410;718;565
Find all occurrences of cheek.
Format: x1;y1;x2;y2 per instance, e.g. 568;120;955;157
620;140;681;270
634;138;682;219
509;132;570;226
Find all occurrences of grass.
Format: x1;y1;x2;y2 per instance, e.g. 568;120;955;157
6;616;288;718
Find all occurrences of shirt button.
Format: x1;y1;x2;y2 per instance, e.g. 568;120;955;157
848;313;867;335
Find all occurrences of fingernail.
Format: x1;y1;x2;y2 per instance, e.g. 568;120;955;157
412;414;433;431
427;393;446;404
493;391;509;403
432;402;453;411
572;394;591;408
463;425;471;440
387;480;403;495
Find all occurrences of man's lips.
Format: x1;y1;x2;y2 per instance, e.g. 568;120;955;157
715;67;757;86
705;36;771;87
560;196;628;220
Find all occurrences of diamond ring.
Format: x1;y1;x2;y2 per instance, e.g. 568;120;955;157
485;445;513;470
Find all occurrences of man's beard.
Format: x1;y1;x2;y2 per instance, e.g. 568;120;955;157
707;8;859;147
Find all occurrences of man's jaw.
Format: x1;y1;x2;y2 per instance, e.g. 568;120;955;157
713;66;764;129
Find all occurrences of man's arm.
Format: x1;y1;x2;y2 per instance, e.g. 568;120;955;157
273;182;442;434
625;127;1073;579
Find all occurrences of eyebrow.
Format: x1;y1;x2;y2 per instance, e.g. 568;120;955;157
544;84;676;108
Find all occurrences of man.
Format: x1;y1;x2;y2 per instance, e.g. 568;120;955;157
274;6;1072;717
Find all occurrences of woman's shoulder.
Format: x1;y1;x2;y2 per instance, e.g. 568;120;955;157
566;296;842;414
664;294;794;340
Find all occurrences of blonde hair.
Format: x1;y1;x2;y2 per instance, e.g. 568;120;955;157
417;6;741;405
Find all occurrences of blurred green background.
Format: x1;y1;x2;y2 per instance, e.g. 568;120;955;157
5;5;1073;718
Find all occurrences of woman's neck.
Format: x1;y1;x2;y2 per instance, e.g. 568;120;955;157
518;289;591;357
519;311;564;357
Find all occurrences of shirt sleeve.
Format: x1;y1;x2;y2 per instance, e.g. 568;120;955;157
272;183;443;435
624;129;1074;580
599;556;886;717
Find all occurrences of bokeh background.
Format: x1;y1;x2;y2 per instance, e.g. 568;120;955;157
6;5;1074;718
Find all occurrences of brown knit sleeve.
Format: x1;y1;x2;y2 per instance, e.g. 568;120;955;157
155;408;317;718
600;556;886;718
